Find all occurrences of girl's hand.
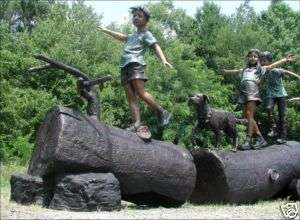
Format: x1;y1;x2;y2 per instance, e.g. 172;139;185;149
286;54;296;62
163;61;173;69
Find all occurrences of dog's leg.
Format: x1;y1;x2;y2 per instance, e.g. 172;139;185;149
214;130;221;147
231;136;239;152
190;122;199;145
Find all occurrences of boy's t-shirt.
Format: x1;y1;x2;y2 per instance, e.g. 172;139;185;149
263;68;287;98
239;65;266;83
120;30;157;68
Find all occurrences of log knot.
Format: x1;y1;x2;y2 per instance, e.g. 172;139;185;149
268;168;280;182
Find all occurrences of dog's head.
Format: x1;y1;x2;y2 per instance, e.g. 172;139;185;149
189;94;210;119
189;94;210;107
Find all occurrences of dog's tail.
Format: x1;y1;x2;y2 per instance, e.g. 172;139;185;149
235;118;248;125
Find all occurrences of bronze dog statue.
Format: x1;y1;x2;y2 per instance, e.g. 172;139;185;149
189;94;246;149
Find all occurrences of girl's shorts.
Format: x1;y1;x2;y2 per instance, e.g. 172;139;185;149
238;80;261;104
121;62;148;86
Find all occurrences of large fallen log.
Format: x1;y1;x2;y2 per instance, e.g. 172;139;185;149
28;105;196;206
190;141;300;204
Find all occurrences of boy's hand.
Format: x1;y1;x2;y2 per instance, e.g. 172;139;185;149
97;26;106;31
286;54;296;62
288;97;300;102
163;61;173;69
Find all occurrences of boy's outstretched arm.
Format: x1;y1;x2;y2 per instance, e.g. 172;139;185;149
265;54;297;70
281;69;300;80
152;43;173;69
221;69;241;75
97;26;127;42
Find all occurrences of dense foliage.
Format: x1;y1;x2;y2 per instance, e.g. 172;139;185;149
1;0;299;164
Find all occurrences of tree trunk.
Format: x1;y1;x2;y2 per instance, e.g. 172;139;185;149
28;106;196;206
190;141;300;204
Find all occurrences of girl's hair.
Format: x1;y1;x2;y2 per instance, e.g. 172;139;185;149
247;48;261;58
246;49;261;67
261;51;273;62
130;6;151;22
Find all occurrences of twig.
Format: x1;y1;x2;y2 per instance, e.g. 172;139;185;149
29;54;112;120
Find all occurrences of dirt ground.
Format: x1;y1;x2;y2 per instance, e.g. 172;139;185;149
2;186;299;220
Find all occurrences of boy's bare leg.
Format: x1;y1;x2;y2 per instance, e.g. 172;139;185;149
267;109;276;136
276;97;287;143
131;79;161;112
124;83;141;128
131;79;172;126
266;98;277;137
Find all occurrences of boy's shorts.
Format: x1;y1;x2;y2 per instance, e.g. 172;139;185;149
238;80;261;105
121;62;148;86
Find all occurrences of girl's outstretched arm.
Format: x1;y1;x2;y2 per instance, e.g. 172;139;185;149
152;43;173;69
281;69;300;80
97;26;127;42
221;69;241;75
265;54;296;70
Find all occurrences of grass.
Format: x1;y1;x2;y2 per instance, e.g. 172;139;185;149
0;163;297;219
0;162;27;188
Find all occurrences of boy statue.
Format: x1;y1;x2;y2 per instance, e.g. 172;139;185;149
97;6;172;134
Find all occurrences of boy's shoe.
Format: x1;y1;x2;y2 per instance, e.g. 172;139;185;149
252;136;268;150
158;109;172;126
267;127;278;137
136;125;152;141
276;138;287;144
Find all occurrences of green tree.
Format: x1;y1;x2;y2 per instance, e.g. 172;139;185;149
0;80;57;163
0;0;53;33
0;2;124;163
192;2;229;69
259;1;299;58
